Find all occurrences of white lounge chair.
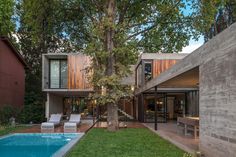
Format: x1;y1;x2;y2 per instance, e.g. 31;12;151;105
64;114;81;132
41;114;62;132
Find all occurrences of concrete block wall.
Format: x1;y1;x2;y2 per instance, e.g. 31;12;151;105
199;28;236;156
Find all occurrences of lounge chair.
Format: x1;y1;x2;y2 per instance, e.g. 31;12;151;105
64;114;81;132
41;114;62;132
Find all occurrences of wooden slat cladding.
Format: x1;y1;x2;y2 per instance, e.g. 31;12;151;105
152;59;178;78
68;54;92;89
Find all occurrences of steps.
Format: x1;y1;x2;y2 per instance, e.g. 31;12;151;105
118;108;134;120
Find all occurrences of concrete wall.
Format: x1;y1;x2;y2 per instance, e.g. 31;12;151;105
45;93;63;119
199;40;236;157
42;55;49;89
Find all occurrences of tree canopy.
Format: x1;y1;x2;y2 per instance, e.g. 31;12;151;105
0;0;15;37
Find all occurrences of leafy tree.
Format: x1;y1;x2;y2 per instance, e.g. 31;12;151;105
16;0;63;120
0;0;15;37
192;0;236;41
56;0;212;131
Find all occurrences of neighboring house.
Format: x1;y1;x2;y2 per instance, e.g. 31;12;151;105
0;37;27;108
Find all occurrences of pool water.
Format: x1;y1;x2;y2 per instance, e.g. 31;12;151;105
0;133;82;157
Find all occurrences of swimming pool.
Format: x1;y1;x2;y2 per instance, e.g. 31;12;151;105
0;133;84;157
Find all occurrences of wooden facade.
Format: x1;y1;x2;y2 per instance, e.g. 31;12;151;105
68;54;92;89
152;59;178;78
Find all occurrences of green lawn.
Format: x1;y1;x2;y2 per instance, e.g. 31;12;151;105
67;128;185;157
0;125;27;136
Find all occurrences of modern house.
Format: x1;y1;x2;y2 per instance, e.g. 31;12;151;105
0;37;27;108
42;22;236;157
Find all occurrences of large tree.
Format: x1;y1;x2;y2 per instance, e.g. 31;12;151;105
57;0;210;131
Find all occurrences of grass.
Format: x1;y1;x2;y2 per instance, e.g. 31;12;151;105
67;128;185;157
0;125;28;136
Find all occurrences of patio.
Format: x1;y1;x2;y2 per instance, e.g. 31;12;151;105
144;121;199;154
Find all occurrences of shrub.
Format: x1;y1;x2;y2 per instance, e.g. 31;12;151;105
0;105;20;125
18;92;46;124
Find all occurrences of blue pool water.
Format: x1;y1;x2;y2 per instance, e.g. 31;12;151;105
0;133;82;157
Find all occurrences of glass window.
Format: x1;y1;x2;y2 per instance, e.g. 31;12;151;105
144;62;152;82
50;60;68;88
50;60;60;88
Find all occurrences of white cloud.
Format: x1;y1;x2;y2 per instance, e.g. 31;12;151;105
179;43;202;54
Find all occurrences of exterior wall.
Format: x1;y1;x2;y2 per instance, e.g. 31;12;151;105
68;54;92;89
46;93;63;119
0;40;25;108
42;55;49;89
152;59;178;78
199;46;236;157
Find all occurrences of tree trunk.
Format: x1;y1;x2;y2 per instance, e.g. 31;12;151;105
107;103;119;131
105;0;119;131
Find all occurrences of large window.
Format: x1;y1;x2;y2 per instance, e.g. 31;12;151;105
50;60;68;88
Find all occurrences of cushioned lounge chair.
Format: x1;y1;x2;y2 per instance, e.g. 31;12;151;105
64;114;81;133
41;114;62;132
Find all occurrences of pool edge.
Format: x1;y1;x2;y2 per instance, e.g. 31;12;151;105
52;133;85;157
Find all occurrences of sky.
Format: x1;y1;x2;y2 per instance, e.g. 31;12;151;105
179;36;204;53
178;0;205;54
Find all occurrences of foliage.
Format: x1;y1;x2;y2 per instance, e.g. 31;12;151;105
0;105;19;125
67;128;185;157
18;92;45;124
192;0;236;41
0;0;15;37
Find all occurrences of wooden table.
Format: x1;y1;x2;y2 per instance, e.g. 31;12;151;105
177;117;199;139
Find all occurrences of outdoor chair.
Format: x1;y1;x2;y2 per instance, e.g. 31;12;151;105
64;114;81;132
41;114;62;132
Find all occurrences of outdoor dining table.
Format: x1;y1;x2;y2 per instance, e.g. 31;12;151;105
177;117;199;139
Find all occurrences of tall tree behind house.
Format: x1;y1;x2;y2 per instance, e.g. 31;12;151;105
204;0;236;41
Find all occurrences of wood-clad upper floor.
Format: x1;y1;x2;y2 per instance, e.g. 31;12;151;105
42;53;188;91
42;53;93;91
68;54;92;89
135;53;188;88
